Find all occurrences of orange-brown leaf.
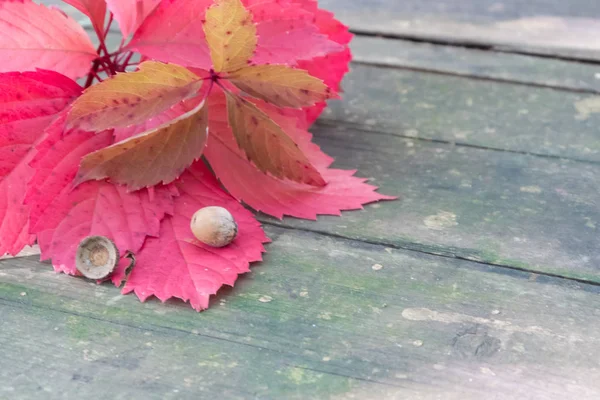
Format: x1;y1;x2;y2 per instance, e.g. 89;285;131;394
228;65;335;108
204;0;257;73
75;100;209;191
67;61;202;131
225;91;325;186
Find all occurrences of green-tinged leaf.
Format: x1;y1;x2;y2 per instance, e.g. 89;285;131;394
67;61;202;131
204;0;257;73
75;100;208;190
228;65;336;108
225;90;326;186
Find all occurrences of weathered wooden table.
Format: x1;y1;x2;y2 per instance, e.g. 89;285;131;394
3;1;600;399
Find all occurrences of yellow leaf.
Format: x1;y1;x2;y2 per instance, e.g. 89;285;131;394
228;65;335;108
204;0;257;73
67;61;202;131
225;91;326;186
75;99;208;191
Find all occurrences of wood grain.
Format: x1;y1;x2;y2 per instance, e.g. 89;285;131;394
2;227;600;399
264;122;600;283
321;0;600;61
323;63;600;163
351;36;600;94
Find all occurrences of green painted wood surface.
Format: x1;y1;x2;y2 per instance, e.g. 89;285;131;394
2;227;600;399
352;36;600;94
324;63;600;162
322;0;600;20
264;122;600;283
7;2;600;399
321;0;600;61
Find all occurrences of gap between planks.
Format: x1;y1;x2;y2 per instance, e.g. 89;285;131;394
350;59;600;96
3;218;599;301
0;276;403;389
260;222;600;290
351;30;600;66
315;119;600;167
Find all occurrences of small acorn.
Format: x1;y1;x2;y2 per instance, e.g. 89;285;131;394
75;236;119;280
191;206;238;248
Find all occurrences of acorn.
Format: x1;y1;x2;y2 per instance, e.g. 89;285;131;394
75;236;119;280
191;206;238;248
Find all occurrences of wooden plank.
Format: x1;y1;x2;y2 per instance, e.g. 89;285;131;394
351;36;600;93
0;246;39;261
2;227;600;399
263;122;600;283
320;0;600;61
324;63;600;163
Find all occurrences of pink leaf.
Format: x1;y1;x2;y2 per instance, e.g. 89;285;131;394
112;81;210;143
0;70;81;256
122;161;269;311
25;114;111;233
297;7;352;126
0;153;35;256
126;0;213;69
241;0;345;65
204;91;393;220
39;182;176;275
242;0;353;126
0;0;98;79
299;49;351;125
0;70;81;178
243;0;313;22
25;116;176;274
252;18;343;65
63;0;107;38
105;0;161;39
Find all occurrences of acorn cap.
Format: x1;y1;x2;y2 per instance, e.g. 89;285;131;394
76;236;119;280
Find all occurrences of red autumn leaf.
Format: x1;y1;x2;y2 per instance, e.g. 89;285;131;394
25;113;111;233
204;0;257;73
243;0;313;22
111;76;212;142
76;99;209;190
0;152;35;256
0;70;82;175
241;0;344;65
296;7;353;125
0;0;98;79
0;0;392;314
67;61;203;131
228;65;336;108
121;161;269;311
224;90;326;186
105;0;160;39
25;116;177;274
126;0;214;70
63;0;107;38
0;70;81;256
38;181;176;275
205;91;393;219
253;18;344;65
113;103;187;143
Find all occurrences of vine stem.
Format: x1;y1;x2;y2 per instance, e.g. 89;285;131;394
90;70;104;82
121;52;135;69
84;50;102;88
84;13;118;88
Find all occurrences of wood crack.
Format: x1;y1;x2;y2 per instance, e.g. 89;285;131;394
351;29;600;66
351;59;600;96
0;296;399;388
315;119;600;166
260;221;600;289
